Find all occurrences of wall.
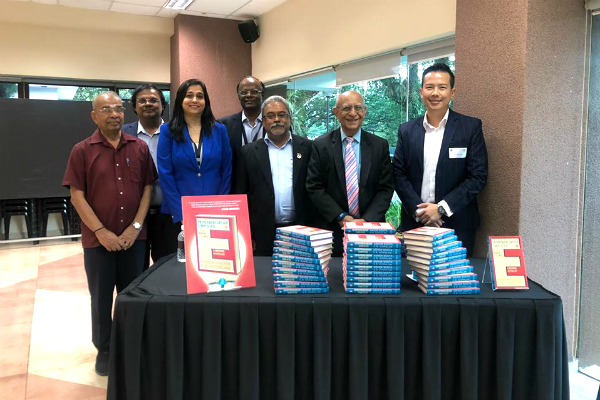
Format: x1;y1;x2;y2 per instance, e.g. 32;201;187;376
171;15;252;118
0;1;172;82
455;0;587;358
252;0;456;82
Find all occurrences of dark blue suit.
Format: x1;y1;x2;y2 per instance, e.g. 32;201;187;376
157;122;232;223
393;109;488;255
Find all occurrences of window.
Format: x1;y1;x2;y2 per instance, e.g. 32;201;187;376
119;88;170;104
282;51;455;229
29;84;110;101
0;83;18;98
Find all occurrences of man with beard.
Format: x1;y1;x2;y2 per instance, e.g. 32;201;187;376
122;84;177;268
219;76;265;191
234;96;313;255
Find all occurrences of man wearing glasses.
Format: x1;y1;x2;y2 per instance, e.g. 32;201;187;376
122;84;176;268
219;76;265;191
307;90;394;255
63;92;156;376
234;96;314;255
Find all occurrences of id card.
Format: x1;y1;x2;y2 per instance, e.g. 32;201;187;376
449;147;467;158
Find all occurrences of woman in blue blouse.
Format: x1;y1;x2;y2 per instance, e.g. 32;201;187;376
158;78;232;228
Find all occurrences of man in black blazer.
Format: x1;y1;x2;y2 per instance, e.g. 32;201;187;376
306;90;394;255
219;76;265;192
235;95;313;255
121;84;177;268
393;63;488;256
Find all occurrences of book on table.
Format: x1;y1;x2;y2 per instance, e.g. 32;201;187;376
402;226;455;242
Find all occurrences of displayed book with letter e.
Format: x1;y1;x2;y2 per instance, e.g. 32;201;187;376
488;236;529;290
181;195;256;294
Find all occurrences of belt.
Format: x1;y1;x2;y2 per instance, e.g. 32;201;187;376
148;206;161;215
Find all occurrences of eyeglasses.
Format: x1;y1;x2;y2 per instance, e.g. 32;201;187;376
238;90;263;96
265;112;290;120
339;105;366;113
96;106;126;114
137;98;161;105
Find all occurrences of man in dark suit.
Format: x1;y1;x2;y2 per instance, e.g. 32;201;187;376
393;63;488;256
306;90;394;255
122;84;177;268
235;96;313;256
219;76;265;191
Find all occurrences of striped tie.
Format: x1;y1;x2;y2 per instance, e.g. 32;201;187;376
345;137;359;217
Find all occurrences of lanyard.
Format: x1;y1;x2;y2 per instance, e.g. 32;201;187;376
192;132;203;167
242;123;262;145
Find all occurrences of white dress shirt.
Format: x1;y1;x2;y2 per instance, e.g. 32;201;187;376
241;111;263;145
265;135;295;224
420;110;453;217
136;120;164;206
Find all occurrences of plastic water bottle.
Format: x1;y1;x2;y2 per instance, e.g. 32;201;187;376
177;225;185;262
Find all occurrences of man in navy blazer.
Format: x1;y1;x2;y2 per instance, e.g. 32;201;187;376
235;96;313;255
121;84;177;268
219;76;265;192
393;63;488;256
307;90;394;255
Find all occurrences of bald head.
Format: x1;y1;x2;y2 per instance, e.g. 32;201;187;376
333;90;367;136
237;76;264;113
92;91;121;109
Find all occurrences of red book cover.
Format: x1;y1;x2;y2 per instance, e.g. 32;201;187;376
182;195;256;294
488;236;529;290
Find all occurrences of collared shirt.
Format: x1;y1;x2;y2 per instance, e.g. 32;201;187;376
264;134;295;224
241;110;263;145
63;129;157;248
341;128;362;180
135;120;163;206
420;109;453;216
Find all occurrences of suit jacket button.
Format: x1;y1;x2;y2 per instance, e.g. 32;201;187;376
197;173;201;177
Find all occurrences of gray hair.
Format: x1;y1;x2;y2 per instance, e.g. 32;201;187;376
261;95;293;125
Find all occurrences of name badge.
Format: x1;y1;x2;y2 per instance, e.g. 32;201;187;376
449;147;467;158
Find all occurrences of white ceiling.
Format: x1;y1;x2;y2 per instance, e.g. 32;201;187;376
7;0;289;20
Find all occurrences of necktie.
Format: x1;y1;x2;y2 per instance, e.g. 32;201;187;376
345;137;359;217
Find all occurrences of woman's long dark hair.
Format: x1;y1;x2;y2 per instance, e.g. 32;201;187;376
168;78;215;142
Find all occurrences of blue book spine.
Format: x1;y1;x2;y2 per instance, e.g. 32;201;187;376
345;258;402;266
274;281;329;288
276;234;323;247
271;260;323;270
422;287;481;295
429;253;467;265
428;229;456;241
272;267;324;276
428;259;471;271
275;287;330;295
347;253;400;260
425;266;475;276
273;274;327;282
272;254;323;265
273;247;321;258
346;247;403;255
344;228;396;234
344;282;401;288
430;241;462;253
344;264;402;272
274;240;320;253
420;280;480;289
275;228;331;241
344;270;402;277
415;273;477;283
345;288;401;294
346;242;402;249
345;276;402;283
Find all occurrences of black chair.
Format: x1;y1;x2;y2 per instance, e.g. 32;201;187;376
1;199;34;240
38;197;70;237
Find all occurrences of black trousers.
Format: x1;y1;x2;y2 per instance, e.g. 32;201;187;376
83;241;145;352
143;211;180;270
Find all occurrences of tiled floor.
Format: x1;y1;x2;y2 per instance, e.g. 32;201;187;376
0;240;599;399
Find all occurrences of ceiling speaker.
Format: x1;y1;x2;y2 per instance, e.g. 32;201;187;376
238;20;260;43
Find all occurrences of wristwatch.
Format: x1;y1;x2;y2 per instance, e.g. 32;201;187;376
132;222;142;230
437;204;447;217
337;212;349;222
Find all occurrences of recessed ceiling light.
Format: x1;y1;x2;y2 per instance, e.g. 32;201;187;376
163;0;194;10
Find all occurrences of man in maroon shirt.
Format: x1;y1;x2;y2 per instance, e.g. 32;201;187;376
63;91;156;376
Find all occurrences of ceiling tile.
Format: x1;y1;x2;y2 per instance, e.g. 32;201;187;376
185;0;247;15
232;0;288;17
110;2;161;16
59;0;111;11
156;8;181;18
117;0;167;6
32;0;58;4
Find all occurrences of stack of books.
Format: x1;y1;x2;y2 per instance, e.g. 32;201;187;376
271;225;333;295
404;227;480;295
343;222;402;294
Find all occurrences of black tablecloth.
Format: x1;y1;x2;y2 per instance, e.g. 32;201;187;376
107;256;569;400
